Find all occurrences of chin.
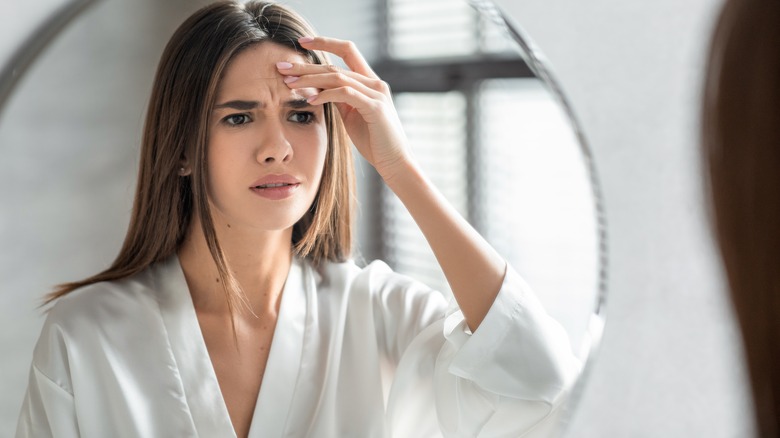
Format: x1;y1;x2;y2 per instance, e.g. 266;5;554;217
246;209;308;232
211;195;315;232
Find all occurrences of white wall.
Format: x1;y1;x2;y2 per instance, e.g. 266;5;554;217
0;0;196;432
490;0;756;435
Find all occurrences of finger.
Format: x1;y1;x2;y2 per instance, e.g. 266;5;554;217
307;87;385;123
297;36;379;80
284;71;386;101
278;62;389;95
277;62;345;76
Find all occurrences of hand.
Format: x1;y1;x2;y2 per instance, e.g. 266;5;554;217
277;36;411;181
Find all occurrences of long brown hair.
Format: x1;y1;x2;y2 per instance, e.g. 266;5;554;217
702;0;780;435
45;1;355;314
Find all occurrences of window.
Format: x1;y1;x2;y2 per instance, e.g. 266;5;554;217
372;0;536;296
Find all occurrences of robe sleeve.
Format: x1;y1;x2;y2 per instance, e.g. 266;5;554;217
16;308;81;438
359;260;450;364
16;365;81;438
379;262;582;437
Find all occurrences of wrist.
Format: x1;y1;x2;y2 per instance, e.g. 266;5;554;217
377;154;417;186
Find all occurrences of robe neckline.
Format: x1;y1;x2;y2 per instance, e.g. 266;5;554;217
154;254;308;438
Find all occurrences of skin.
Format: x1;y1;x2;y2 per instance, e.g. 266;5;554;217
178;36;506;438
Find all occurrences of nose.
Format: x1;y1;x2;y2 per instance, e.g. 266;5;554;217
256;120;293;164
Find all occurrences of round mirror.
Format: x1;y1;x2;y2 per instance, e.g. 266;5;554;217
0;0;606;435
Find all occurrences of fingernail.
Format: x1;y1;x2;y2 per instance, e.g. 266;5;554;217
276;61;293;69
298;36;315;44
307;94;318;103
283;76;299;84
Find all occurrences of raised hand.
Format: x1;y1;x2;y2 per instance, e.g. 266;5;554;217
277;36;411;182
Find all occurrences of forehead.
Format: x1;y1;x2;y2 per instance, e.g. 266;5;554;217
217;42;310;97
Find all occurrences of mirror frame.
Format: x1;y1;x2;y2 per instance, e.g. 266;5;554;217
0;0;98;118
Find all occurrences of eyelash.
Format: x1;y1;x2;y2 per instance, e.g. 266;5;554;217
222;114;251;126
288;111;316;125
220;112;316;127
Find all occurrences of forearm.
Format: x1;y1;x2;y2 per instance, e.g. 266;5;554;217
382;159;506;332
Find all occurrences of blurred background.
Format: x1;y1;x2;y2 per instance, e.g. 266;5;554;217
0;0;754;436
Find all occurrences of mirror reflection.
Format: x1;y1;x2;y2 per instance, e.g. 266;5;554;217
0;0;603;436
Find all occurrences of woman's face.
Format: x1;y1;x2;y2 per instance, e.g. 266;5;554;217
206;42;327;232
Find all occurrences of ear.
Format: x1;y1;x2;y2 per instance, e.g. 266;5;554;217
178;158;192;176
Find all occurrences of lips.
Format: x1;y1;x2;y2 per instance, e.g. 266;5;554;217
250;174;301;189
249;174;301;200
255;182;294;188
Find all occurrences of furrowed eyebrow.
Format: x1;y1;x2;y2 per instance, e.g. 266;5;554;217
284;98;311;109
213;100;259;110
213;97;313;111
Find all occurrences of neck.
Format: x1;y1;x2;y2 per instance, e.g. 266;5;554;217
177;212;293;318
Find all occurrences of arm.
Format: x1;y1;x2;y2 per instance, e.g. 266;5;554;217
381;160;505;331
280;36;504;331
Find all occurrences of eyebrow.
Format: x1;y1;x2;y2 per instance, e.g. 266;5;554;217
213;98;311;111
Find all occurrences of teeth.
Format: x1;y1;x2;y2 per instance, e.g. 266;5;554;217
256;183;291;188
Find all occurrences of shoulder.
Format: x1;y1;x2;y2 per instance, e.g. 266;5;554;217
31;258;186;395
45;264;161;333
31;263;164;384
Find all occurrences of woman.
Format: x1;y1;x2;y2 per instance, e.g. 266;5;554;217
16;1;580;437
703;0;780;436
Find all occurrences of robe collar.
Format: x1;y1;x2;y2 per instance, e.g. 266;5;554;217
155;255;309;438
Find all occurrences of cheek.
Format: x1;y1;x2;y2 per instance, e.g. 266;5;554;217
205;135;242;195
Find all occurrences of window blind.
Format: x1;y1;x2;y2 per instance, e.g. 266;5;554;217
381;0;518;294
387;0;478;59
382;92;467;295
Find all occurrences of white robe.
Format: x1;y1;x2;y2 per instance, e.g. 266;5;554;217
16;255;581;437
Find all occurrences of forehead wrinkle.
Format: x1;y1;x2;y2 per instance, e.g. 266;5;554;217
222;52;306;84
216;73;307;102
215;43;312;105
216;69;317;101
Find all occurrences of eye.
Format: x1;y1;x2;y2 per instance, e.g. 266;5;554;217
288;111;315;125
222;114;251;126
